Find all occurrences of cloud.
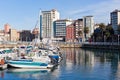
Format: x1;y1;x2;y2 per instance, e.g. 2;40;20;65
67;0;120;24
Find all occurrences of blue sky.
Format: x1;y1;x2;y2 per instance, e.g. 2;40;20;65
0;0;120;30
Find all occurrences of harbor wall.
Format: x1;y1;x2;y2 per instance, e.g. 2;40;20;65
54;42;120;50
0;42;120;50
82;43;120;50
0;44;17;48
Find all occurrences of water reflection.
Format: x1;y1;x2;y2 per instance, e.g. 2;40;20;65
61;48;95;67
0;48;120;80
6;68;51;80
61;48;120;80
0;70;4;79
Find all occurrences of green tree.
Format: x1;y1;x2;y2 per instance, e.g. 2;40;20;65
105;24;114;42
99;23;106;42
117;24;120;34
84;27;89;34
99;23;106;30
77;30;83;42
84;27;89;41
78;30;82;36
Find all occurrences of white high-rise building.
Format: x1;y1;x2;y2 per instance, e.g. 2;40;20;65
83;16;94;41
110;9;120;34
40;9;60;38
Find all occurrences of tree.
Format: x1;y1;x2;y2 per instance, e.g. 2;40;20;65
84;27;89;41
106;25;114;35
93;28;102;42
105;24;114;42
117;24;120;34
84;27;89;34
99;23;106;30
78;30;82;36
98;23;106;42
77;30;83;42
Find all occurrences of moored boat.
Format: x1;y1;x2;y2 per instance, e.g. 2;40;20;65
7;59;53;69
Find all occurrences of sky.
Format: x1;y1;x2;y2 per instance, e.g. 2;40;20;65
0;0;120;30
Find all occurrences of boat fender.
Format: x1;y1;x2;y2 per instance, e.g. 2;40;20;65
0;59;5;65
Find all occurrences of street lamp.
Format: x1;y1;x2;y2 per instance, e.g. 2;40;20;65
104;35;106;44
118;35;119;45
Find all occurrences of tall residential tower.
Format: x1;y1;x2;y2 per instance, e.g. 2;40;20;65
110;9;120;34
83;16;94;41
40;9;60;39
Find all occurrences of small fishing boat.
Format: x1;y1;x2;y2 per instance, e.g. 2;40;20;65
7;59;53;69
39;48;61;63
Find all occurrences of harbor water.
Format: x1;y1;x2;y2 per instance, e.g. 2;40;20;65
0;48;120;80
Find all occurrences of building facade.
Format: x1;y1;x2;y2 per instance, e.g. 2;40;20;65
9;29;19;41
73;19;84;42
54;19;72;41
40;9;60;39
110;9;120;34
4;23;10;34
20;30;33;41
66;24;76;42
0;30;9;41
83;16;94;41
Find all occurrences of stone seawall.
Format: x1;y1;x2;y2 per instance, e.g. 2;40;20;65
0;42;119;50
58;43;82;48
53;42;120;50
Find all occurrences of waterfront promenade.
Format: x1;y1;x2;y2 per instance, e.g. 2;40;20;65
55;42;120;50
0;41;120;50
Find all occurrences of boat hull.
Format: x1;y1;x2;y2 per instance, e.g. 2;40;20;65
0;64;7;70
7;60;53;69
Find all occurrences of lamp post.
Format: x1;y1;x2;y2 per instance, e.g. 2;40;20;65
118;35;119;45
104;35;106;44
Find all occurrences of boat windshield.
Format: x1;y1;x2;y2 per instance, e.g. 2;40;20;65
0;51;2;54
2;51;5;54
20;46;26;49
4;50;12;53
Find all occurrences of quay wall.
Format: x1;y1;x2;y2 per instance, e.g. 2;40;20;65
0;42;120;50
54;42;120;50
82;43;120;50
57;43;82;48
0;44;17;48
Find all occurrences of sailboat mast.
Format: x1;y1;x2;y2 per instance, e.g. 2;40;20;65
38;9;41;40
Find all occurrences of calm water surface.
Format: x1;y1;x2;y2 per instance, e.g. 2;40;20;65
0;48;120;80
